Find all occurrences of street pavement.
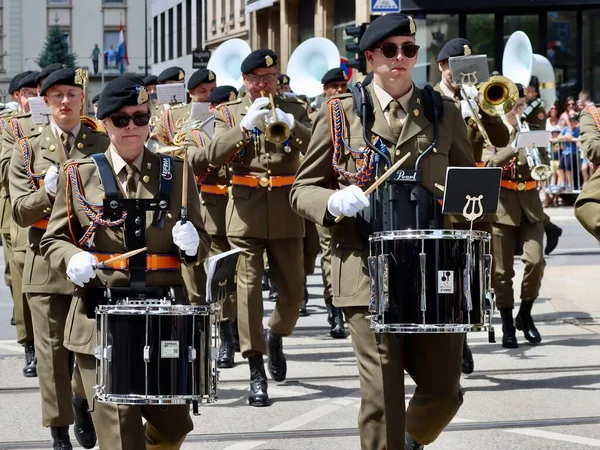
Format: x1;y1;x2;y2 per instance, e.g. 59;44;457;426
0;206;600;449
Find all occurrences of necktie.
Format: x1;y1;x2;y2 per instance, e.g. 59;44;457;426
61;132;71;154
125;164;137;198
388;100;404;140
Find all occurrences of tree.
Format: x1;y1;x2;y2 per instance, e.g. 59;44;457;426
36;24;77;69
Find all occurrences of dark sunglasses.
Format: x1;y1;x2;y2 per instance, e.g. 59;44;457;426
109;113;151;128
376;43;420;59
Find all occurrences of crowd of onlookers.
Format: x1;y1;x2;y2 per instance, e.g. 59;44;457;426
543;90;595;207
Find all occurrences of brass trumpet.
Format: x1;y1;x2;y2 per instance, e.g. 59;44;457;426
261;91;290;145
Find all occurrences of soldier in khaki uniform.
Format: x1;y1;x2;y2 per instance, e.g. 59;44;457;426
207;49;311;407
574;118;600;237
483;84;547;349
9;68;102;450
40;75;210;450
291;14;474;450
579;102;600;164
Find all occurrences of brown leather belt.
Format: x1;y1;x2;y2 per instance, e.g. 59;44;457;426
475;161;485;168
91;253;180;271
231;175;295;188
32;217;49;230
501;180;537;191
200;184;228;196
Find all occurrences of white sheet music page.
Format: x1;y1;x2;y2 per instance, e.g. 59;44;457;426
156;84;186;105
28;97;51;125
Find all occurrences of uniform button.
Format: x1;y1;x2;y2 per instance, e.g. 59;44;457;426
201;200;206;205
267;169;272;175
433;148;438;153
395;150;401;156
167;212;173;219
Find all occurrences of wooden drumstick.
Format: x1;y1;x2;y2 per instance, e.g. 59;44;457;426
334;152;412;223
94;247;148;270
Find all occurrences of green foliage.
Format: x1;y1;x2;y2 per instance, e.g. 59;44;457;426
36;25;77;69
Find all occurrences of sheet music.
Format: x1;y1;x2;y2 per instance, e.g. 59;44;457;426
28;97;51;125
156;84;186;105
190;102;210;120
200;116;216;139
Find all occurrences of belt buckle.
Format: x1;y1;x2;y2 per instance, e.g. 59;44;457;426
517;182;526;191
259;176;270;188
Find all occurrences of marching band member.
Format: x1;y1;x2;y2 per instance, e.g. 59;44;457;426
291;13;474;450
579;99;600;164
40;75;210;449
150;66;190;145
277;74;292;95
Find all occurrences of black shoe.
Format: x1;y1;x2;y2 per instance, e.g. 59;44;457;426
265;329;287;382
248;355;270;407
217;321;235;368
500;308;519;349
406;433;425;449
72;394;96;449
461;337;474;375
232;319;241;353
515;300;542;344
262;271;270;291
23;341;37;378
50;426;73;450
10;309;15;326
545;222;562;255
299;285;309;316
327;304;346;339
268;282;278;302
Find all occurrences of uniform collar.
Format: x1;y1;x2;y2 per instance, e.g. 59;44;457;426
372;80;413;114
109;144;144;175
50;120;81;139
439;79;460;101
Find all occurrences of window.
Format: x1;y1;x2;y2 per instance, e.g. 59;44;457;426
103;0;125;3
548;11;579;101
504;15;539;52
196;0;203;50
153;16;159;63
414;14;459;87
176;4;183;58
583;8;600;102
467;14;495;73
186;0;192;54
168;8;174;60
297;0;315;44
104;30;119;69
334;0;354;26
160;13;165;62
48;0;70;4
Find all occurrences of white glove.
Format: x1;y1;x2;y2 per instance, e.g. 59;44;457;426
66;252;98;288
240;97;270;131
327;185;370;218
266;108;296;131
172;221;199;257
44;165;59;196
460;98;479;121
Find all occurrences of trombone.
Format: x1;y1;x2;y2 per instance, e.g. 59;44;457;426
260;91;291;145
517;119;552;181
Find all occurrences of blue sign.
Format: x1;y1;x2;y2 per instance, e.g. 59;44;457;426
370;0;401;13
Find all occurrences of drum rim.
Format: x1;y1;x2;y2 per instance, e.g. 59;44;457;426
370;229;490;241
96;304;214;315
370;322;493;333
95;392;216;404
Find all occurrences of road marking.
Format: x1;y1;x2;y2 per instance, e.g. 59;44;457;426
507;428;600;446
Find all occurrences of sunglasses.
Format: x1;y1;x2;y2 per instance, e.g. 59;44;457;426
109;113;151;128
375;43;420;59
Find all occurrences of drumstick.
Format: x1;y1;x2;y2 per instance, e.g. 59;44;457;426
334;152;412;223
93;247;148;269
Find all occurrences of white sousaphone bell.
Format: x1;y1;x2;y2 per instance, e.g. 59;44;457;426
502;31;557;108
207;39;252;90
287;38;342;98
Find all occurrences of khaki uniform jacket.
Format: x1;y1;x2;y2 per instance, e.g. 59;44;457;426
9;124;110;294
207;94;312;239
151;103;192;145
290;83;475;307
483;120;548;226
580;104;600;164
575;164;600;238
39;147;211;355
0;108;18;234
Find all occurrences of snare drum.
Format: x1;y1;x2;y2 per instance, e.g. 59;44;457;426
95;303;216;406
368;229;494;333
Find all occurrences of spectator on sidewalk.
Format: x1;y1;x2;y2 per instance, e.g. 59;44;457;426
560;96;576;128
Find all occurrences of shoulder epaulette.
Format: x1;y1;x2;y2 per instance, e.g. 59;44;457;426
224;98;243;107
279;96;305;105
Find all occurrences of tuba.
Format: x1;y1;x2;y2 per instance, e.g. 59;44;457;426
207;39;252;90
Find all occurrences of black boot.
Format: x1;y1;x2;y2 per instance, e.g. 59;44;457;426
262;271;270;290
328;304;346;339
232;318;241;353
23;341;37;378
299;284;309;316
72;393;96;449
265;329;286;382
544;222;562;255
406;433;425;449
248;355;270;407
217;321;235;368
50;426;73;450
515;300;542;344
268;272;278;302
10;309;15;326
500;308;519;349
461;336;474;374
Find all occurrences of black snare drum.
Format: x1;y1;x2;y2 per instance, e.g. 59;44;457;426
368;229;494;333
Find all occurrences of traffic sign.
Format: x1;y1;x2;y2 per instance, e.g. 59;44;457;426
370;0;400;13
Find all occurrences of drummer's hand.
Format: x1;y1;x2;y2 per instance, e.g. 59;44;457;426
172;221;199;256
327;185;370;218
66;252;98;287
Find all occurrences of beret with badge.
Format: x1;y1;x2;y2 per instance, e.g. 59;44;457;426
437;38;472;62
40;68;85;96
188;69;217;90
157;66;185;84
209;85;238;104
9;71;33;94
278;74;290;86
143;75;158;86
241;49;278;74
17;71;41;90
359;13;417;51
97;75;149;120
36;63;68;85
321;68;348;85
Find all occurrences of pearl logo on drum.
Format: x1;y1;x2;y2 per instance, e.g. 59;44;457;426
438;270;454;294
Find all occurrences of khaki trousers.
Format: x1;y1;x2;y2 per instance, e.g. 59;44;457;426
1;232;11;287
303;220;321;276
211;234;237;322
316;224;333;305
345;307;464;450
492;221;545;309
27;292;85;427
5;237;33;343
228;236;304;358
77;354;193;449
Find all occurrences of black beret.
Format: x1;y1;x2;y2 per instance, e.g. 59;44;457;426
321;68;348;85
278;74;290;85
157;67;185;84
17;71;40;90
437;38;472;62
143;75;158;86
9;71;33;94
359;13;417;51
516;83;526;98
241;49;278;74
97;75;149;120
208;85;238;104
188;69;217;90
91;93;100;105
40;68;84;96
36;63;68;85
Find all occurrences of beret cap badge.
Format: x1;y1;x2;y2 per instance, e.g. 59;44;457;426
208;71;215;81
464;44;472;56
409;16;416;35
74;68;87;86
229;91;236;101
137;86;149;104
178;71;184;80
265;55;274;67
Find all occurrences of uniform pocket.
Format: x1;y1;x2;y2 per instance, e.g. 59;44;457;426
24;246;51;286
332;247;365;299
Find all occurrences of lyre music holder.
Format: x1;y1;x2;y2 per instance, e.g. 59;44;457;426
442;167;502;222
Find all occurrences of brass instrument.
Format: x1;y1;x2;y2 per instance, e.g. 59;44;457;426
261;91;290;145
77;68;106;132
518;119;552;181
172;116;215;146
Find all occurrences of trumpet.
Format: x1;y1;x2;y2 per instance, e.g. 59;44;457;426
518;120;552;181
260;91;290;145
